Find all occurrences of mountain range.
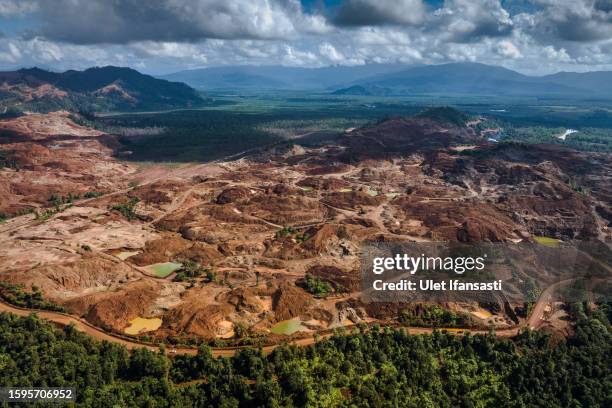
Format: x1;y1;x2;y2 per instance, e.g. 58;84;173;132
2;63;611;115
0;66;205;113
160;64;409;91
163;62;612;100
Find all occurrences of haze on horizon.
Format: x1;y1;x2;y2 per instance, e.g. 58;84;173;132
1;0;612;76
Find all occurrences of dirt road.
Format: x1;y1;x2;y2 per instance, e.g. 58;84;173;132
0;299;352;357
6;248;584;356
0;297;522;359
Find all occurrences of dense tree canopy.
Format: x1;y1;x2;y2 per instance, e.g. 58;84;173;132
0;303;609;407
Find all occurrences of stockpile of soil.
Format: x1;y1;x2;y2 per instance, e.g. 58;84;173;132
396;198;520;242
80;280;160;332
297;177;350;191
129;234;192;266
162;303;234;338
324;190;383;209
3;254;134;300
216;186;253;204
220;287;264;313
306;163;351;176
272;283;312;321
241;195;326;225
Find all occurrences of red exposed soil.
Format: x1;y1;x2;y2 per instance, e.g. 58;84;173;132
272;283;313;321
1;112;609;343
307;264;360;291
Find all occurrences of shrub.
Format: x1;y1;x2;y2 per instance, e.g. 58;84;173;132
109;196;140;220
304;275;334;297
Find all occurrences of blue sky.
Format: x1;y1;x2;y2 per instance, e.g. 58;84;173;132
1;0;611;75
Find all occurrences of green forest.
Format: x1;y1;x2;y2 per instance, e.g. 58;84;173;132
88;97;612;164
0;302;610;407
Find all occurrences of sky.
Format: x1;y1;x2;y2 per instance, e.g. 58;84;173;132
0;0;611;75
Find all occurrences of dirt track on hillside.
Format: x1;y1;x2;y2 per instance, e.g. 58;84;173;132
2;277;573;358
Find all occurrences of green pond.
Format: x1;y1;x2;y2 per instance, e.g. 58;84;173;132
146;262;183;278
270;319;307;335
533;236;560;248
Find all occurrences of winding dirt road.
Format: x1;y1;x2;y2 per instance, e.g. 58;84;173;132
1;278;582;357
0;291;535;358
0;298;372;357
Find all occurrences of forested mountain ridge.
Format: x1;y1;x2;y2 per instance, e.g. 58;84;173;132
0;66;205;113
333;63;612;99
160;63;410;90
162;62;612;100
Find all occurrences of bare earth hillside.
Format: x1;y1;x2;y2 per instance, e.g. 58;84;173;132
1;111;609;344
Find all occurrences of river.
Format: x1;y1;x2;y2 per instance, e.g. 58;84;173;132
558;129;578;141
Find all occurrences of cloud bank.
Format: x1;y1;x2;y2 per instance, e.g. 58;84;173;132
0;0;611;74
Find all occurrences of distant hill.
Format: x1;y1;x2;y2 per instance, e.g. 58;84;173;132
537;71;612;95
160;64;409;90
338;107;479;162
333;62;612;100
5;63;609;111
162;62;612;100
416;106;470;127
331;85;393;96
0;66;205;113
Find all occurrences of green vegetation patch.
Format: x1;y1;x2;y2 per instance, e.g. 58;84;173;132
109;196;141;221
399;304;474;328
84;191;104;199
0;208;34;223
79;94;612;165
503;125;612;152
0;302;609;406
173;260;211;282
416;106;469;127
275;225;310;243
304;274;334;297
0;282;64;312
0;149;19;170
